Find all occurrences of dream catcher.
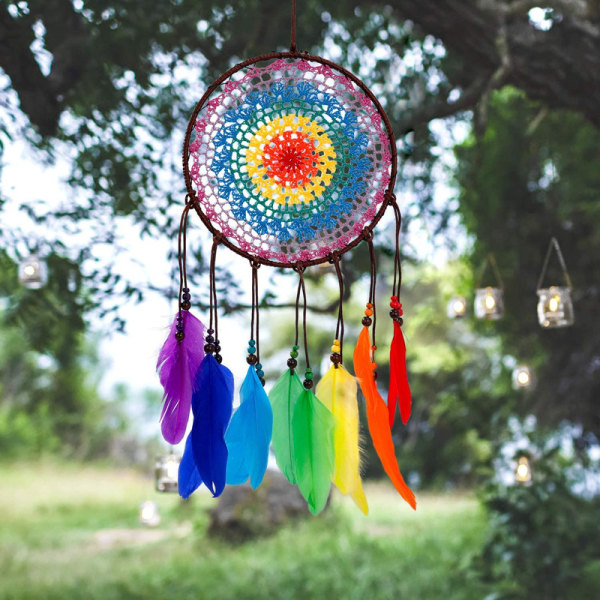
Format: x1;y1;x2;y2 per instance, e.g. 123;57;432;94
157;4;415;514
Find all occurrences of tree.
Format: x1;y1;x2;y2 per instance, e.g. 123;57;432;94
455;88;600;435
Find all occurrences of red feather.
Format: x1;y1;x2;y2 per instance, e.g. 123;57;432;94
388;320;411;427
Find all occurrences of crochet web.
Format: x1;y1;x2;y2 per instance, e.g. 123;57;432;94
188;58;391;264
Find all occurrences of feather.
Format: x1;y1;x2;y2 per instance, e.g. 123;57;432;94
190;354;234;497
156;311;205;445
388;319;411;427
292;387;335;515
316;364;368;515
225;366;273;489
268;369;305;485
178;432;202;499
353;326;416;510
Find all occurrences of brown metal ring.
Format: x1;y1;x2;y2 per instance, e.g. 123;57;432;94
182;50;398;270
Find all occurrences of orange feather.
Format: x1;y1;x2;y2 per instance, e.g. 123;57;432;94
353;326;416;510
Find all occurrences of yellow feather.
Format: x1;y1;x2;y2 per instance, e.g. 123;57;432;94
316;364;368;515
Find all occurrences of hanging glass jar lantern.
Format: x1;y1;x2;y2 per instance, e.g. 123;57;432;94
155;454;180;493
536;238;574;328
139;501;160;526
474;254;504;320
447;296;467;319
514;456;533;485
474;287;504;320
18;254;48;289
512;364;536;390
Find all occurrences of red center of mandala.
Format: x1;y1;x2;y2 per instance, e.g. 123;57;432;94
263;131;318;187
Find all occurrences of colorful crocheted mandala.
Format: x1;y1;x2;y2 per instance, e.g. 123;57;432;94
187;58;392;264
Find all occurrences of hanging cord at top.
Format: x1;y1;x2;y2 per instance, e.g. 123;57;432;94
290;0;297;52
536;237;573;290
475;252;504;289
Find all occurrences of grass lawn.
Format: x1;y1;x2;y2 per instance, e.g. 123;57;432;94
0;461;491;599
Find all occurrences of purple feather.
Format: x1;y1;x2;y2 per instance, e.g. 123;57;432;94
191;354;234;497
156;311;205;445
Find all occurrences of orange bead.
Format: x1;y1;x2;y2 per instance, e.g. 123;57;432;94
366;302;373;308
364;308;373;316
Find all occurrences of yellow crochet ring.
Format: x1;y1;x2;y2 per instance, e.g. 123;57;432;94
243;113;336;205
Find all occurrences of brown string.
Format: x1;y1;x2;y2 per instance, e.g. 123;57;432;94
208;237;220;341
367;237;377;352
177;200;192;313
390;194;402;299
333;255;344;362
290;0;297;52
293;267;304;348
293;267;310;369
250;262;261;362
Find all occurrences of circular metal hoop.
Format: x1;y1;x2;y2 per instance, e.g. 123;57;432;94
182;50;398;269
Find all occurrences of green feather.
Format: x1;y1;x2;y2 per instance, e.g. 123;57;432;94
268;369;305;485
292;388;335;515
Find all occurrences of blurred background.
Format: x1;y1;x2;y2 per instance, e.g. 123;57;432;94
1;1;599;598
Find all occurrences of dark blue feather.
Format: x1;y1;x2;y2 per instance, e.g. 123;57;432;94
178;433;202;499
226;366;273;489
190;354;234;497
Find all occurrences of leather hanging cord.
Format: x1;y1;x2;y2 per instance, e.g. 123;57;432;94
475;253;504;290
177;197;193;312
293;267;304;349
367;237;377;352
208;237;220;341
298;268;310;369
250;262;261;362
390;196;402;299
333;255;344;362
536;236;573;290
290;0;297;52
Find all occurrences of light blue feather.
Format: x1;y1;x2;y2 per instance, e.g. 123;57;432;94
225;366;273;489
178;433;202;499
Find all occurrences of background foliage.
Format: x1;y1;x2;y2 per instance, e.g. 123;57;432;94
1;1;599;597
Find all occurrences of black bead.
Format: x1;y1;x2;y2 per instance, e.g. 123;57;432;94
175;331;185;341
330;353;342;364
389;308;399;319
287;358;298;369
176;324;184;332
182;287;190;293
205;335;214;343
207;328;214;334
361;316;372;326
373;370;378;380
259;378;266;386
246;354;258;365
397;317;404;326
215;344;221;352
176;315;183;322
182;292;191;301
303;379;314;389
181;301;191;310
215;354;222;364
204;343;215;354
